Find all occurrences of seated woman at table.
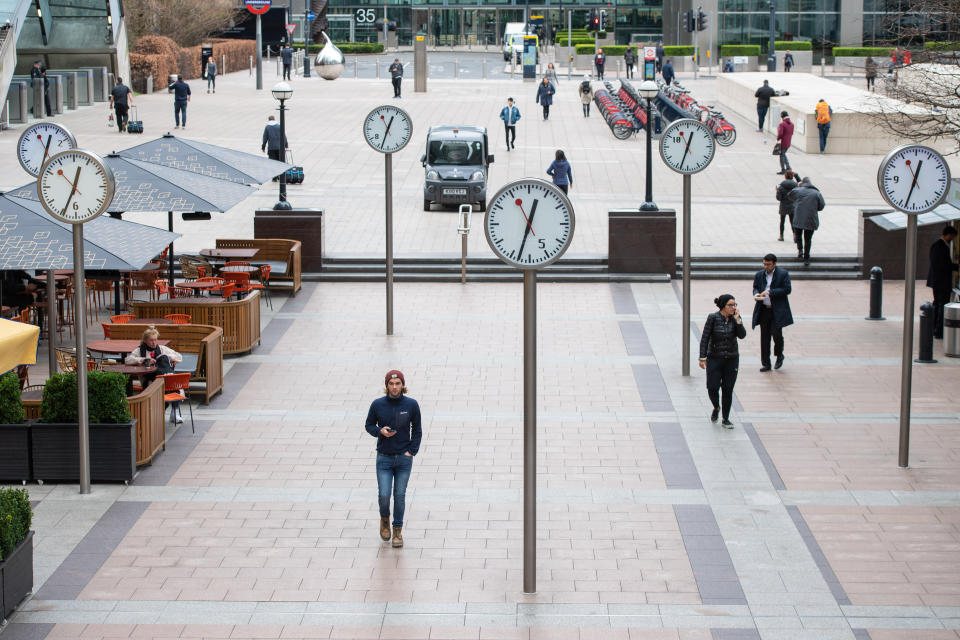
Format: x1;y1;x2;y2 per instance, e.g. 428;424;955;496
125;326;185;424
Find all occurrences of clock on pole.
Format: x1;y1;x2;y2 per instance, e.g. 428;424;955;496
17;122;77;177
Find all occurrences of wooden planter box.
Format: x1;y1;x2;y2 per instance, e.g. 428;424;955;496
1;531;33;620
30;421;136;483
0;424;31;483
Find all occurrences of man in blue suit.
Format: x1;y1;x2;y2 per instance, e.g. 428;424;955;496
752;253;794;371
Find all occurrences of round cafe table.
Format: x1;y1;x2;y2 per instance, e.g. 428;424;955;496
175;281;221;297
102;363;157;395
87;339;170;357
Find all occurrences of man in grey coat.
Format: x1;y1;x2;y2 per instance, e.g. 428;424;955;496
261;115;288;181
788;176;825;266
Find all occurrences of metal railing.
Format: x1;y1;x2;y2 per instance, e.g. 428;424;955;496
457;204;473;284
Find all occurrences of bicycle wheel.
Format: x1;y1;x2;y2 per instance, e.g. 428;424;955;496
716;127;737;147
612;123;633;140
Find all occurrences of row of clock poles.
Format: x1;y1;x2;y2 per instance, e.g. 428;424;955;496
17;121;117;495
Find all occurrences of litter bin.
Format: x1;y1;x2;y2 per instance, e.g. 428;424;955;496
944;303;960;357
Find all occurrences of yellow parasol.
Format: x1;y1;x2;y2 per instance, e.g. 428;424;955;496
0;318;40;375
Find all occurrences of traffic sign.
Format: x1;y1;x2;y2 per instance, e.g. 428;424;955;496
286;23;297;35
246;0;271;14
307;11;316;20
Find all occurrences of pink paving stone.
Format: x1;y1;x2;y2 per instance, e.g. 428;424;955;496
427;627;481;639
131;626;186;638
868;632;960;640
47;625;90;638
279;626;334;638
75;624;135;638
378;626;431;639
228;627;285;639
329;627;383;639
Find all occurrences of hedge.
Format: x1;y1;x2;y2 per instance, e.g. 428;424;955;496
575;44;629;56
129;36;256;93
0;488;31;562
775;40;812;50
924;42;960;50
292;42;384;54
721;45;761;56
41;371;131;424
0;371;24;424
832;46;893;56
664;46;694;56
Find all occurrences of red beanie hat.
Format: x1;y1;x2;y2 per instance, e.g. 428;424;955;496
385;369;405;386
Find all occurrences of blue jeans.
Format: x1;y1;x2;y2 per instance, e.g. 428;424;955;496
376;453;413;527
174;100;187;126
818;123;830;152
757;105;768;130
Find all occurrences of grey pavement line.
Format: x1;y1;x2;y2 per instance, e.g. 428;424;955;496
852;630;873;640
611;282;640;315
631;363;676;413
651;423;704;490
781;489;960;507
233;352;660;365
131;420;216;487
741;422;786;491
711;630;761;640
786;505;852;607
0;623;55;640
675;505;747;606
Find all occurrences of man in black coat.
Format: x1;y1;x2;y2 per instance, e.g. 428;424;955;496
926;225;958;339
752;253;794;371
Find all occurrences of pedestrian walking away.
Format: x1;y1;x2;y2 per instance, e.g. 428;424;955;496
783;50;795;72
594;49;606;80
865;56;878;91
815;98;832;153
389;58;404;98
661;59;675;86
775;111;793;175
624;47;637;79
281;44;294;81
206;59;218;93
30;60;53;117
775;169;798;242
926;225;958;339
167;74;191;129
722;59;735;72
579;75;594;117
543;62;559;88
536;77;555;120
752;254;794;372
500;97;521;150
789;176;825;266
699;294;746;427
109;77;133;133
546;149;573;194
365;370;422;548
655;39;664;73
755;79;775;131
261;115;289;180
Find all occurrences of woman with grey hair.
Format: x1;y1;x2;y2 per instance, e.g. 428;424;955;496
579;75;594;117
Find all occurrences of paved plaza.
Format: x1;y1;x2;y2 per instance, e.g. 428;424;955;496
1;60;960;640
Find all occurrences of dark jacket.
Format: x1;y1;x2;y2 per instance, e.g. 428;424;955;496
700;312;746;359
546;159;572;186
751;268;794;329
777;117;794;150
776;178;798;217
500;105;521;125
365;394;422;456
281;47;293;64
594;52;606;67
926;238;958;293
389;61;403;78
661;62;675;84
755;84;775;107
624;49;637;64
535;82;555;106
168;80;191;101
784;53;795;68
110;83;132;107
261;122;288;152
865;58;878;78
655;43;664;60
789;182;825;231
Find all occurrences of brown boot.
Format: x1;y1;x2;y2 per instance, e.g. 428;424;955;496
380;516;390;541
392;526;403;548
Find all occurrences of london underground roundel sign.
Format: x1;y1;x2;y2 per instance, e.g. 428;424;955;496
246;0;272;14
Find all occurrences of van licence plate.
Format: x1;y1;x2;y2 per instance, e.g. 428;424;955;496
443;188;467;195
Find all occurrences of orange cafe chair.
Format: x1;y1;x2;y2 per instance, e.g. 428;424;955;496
164;314;191;325
102;322;112;338
111;314;135;324
247;265;272;310
158;373;195;434
222;272;250;297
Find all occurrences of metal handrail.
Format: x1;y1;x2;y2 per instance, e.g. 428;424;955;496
457;204;473;284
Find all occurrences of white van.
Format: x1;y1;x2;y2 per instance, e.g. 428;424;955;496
502;22;527;61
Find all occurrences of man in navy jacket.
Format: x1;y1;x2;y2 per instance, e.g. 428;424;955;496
752;254;794;371
365;370;422;548
927;225;958;338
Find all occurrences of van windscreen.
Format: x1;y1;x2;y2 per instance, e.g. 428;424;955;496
427;140;483;165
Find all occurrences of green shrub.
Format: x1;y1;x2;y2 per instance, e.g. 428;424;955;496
663;46;694;56
832;46;892;56
0;372;24;424
721;45;761;56
924;41;960;50
41;371;131;424
292;42;384;54
575;44;628;56
775;40;812;50
0;487;31;561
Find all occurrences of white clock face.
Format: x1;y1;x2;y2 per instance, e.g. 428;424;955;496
484;179;575;269
363;105;413;153
17;122;77;177
660;119;716;175
38;150;116;225
877;144;951;214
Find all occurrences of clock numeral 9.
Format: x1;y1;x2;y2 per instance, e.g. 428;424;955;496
892;175;899;183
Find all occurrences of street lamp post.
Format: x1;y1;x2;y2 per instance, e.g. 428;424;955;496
767;0;776;71
638;80;659;211
272;81;293;211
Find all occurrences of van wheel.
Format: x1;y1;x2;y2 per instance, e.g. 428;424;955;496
423;199;431;211
477;199;486;212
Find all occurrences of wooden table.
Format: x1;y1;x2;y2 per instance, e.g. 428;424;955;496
201;248;260;261
102;363;157;395
175;281;221;297
87;339;170;357
114;318;174;325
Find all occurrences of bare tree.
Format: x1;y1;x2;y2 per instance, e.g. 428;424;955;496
124;0;243;47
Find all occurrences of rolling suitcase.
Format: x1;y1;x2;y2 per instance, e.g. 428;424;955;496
284;150;304;184
126;107;143;134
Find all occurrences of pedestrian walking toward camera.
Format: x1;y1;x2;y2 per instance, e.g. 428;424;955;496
500;97;521;150
167;75;191;129
543;62;559;88
624;47;636;79
815;99;832;154
789;176;825;266
752;254;793;372
389;58;403;98
535;77;555;120
206;59;218;93
783;50;795;72
776;110;793;175
365;370;422;549
865;56;878;91
579;75;594;117
655;39;664;73
699;294;746;428
661;58;675;86
594;48;606;80
723;59;735;72
261;115;288;181
109;77;133;133
776;169;798;242
281;44;293;81
926;225;958;339
546;149;572;194
755;79;775;131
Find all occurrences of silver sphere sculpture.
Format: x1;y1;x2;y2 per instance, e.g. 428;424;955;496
315;32;345;80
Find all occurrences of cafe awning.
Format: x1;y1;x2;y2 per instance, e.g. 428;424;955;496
0;318;39;375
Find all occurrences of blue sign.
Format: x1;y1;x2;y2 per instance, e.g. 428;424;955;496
307;11;316;20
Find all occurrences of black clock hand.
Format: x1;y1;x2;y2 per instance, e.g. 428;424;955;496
518;199;539;257
42;135;53;165
381;116;394;149
903;160;922;208
62;167;82;216
679;131;693;169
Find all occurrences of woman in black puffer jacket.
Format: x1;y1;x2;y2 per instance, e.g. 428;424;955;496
699;294;747;428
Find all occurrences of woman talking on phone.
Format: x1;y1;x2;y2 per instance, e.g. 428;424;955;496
699;294;746;428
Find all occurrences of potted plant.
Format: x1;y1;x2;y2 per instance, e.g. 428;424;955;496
0;372;31;483
31;371;136;483
0;487;33;619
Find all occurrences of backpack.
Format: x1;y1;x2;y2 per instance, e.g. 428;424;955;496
815;102;831;124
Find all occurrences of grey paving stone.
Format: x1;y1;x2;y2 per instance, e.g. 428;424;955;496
683;535;732;551
299;613;385;626
610;282;640;315
305;602;388;614
248;612;308;625
516;614;611;627
386;602;467;614
465;603;517;615
382;613;468;627
844;617;946;629
711;630;762;639
0;624;56;640
697;580;747;599
463;614;521;627
619;320;653;356
101;611;164;624
851;630;873;640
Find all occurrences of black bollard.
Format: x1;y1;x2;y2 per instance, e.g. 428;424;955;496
915;302;938;364
866;266;885;320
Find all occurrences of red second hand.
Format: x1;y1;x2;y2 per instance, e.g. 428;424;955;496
516;198;536;236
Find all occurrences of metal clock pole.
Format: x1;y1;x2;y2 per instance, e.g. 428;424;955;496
385;151;394;335
523;268;536;594
681;174;692;376
899;213;917;467
73;223;91;493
